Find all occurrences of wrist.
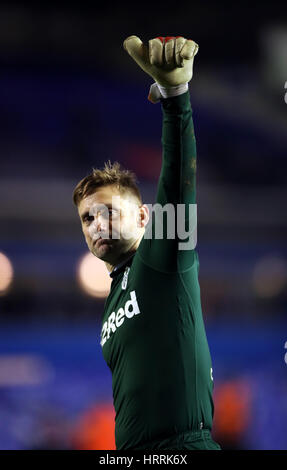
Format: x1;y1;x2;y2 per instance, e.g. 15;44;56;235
148;82;189;104
156;82;189;98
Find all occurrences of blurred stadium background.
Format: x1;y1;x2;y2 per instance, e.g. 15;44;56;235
0;2;287;450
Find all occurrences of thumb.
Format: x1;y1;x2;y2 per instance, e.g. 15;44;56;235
123;35;150;70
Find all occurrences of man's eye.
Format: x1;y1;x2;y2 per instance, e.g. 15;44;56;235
84;215;94;223
109;209;119;217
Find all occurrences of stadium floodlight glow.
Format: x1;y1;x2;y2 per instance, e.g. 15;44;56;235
0;252;13;295
77;252;112;298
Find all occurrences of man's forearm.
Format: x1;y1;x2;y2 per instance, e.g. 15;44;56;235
156;90;197;207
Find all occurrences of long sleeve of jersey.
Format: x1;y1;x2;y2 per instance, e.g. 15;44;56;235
138;90;197;273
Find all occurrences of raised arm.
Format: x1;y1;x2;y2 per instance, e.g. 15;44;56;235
124;36;198;273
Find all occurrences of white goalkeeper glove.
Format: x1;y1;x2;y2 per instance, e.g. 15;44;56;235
123;35;199;103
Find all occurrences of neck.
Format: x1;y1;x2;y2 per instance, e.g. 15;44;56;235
105;252;134;274
105;236;143;274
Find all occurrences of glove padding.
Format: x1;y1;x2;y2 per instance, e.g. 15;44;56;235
123;35;199;87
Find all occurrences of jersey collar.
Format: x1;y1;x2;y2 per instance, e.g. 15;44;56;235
109;252;135;279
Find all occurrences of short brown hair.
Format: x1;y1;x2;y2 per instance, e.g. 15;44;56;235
73;160;142;207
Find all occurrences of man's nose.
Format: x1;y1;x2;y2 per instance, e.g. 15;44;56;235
96;214;108;233
88;215;107;241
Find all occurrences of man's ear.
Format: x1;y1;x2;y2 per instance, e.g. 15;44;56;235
138;204;149;228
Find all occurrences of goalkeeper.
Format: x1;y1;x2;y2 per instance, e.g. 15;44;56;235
73;35;221;450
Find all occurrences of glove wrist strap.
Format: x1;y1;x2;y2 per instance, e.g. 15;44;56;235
157;82;188;98
148;82;188;103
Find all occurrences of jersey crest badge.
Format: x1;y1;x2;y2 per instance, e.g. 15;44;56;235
121;267;130;290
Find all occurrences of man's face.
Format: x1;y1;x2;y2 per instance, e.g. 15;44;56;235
78;185;146;266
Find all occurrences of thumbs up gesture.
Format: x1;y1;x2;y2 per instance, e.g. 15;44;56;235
123;35;199;87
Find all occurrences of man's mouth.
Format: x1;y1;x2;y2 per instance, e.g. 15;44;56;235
94;237;112;247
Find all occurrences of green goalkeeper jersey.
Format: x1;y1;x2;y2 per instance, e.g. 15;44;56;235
100;91;215;450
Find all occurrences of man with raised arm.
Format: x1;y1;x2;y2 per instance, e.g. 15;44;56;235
73;35;221;451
